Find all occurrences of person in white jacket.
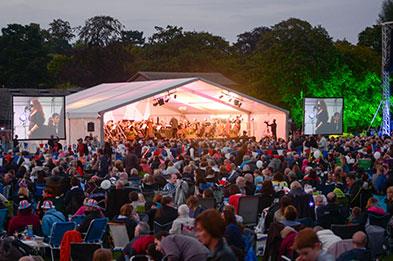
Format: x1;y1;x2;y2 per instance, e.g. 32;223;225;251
314;226;342;251
169;204;195;236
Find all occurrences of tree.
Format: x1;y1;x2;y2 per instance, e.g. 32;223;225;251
243;18;339;115
0;23;50;88
46;19;75;53
358;25;381;52
379;0;393;22
335;40;380;77
78;16;124;47
234;26;271;54
56;43;140;87
121;30;145;46
143;26;232;72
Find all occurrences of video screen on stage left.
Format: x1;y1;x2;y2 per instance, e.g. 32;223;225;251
304;98;343;135
13;96;65;140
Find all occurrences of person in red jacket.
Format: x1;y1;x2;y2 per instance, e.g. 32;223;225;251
8;200;41;235
123;222;154;259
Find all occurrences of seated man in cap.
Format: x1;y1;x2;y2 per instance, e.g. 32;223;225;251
8;200;41;235
41;200;66;238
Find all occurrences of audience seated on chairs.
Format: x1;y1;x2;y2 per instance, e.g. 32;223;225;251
77;199;104;234
222;205;245;259
274;195;293;223
64;176;85;216
169;204;194;235
279;226;298;260
366;197;386;216
228;184;244;214
293;228;334;261
280;205;301;228
337;231;371;261
314;226;342;252
8;200;41;235
154;232;209;261
288;181;315;220
187;196;205;219
153;196;178;225
92;248;112;261
195;209;237;261
316;192;349;229
122;222;154;260
112;203;138;240
41;200;66;238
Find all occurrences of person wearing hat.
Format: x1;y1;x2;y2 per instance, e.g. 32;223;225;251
41;200;66;238
77;199;104;233
8;200;41;235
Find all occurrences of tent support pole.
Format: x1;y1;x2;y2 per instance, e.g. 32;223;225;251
99;113;104;145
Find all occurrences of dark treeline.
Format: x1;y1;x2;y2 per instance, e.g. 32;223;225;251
0;1;391;130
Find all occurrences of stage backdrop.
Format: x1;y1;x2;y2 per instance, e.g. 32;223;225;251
13;96;65;140
304;98;343;135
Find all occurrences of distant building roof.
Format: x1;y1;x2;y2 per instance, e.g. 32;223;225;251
128;71;238;87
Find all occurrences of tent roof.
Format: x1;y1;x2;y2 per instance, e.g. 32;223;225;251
66;78;288;118
128;71;237;86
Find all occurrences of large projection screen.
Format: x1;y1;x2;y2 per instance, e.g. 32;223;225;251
304;98;343;135
13;96;65;140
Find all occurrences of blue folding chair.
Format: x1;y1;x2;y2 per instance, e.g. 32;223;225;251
0;208;8;232
71;215;86;226
48;221;76;261
84;218;108;244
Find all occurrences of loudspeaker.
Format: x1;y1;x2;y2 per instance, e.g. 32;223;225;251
87;122;95;132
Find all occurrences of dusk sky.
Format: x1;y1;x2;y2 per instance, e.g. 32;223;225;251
0;0;384;43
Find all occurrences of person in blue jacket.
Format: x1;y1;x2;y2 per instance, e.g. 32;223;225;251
41;200;66;238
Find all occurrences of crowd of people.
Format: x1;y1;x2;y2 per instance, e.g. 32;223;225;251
1;133;393;260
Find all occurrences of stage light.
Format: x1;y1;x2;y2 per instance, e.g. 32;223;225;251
219;95;224;99
165;97;170;103
174;94;177;99
229;98;232;102
234;99;240;106
158;98;165;106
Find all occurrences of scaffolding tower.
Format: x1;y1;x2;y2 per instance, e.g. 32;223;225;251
382;22;393;135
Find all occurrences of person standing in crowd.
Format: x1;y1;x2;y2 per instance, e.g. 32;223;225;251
195;209;237;261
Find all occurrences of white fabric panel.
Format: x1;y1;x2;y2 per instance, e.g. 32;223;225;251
66;117;101;144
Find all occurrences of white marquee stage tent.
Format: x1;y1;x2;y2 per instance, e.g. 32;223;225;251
65;78;289;143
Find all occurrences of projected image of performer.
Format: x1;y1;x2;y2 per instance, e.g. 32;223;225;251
47;113;60;136
265;119;277;141
329;112;342;133
28;99;46;139
315;99;329;134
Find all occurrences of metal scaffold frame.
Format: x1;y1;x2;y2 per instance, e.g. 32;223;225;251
382;22;393;135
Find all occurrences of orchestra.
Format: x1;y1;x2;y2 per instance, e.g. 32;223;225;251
103;117;243;142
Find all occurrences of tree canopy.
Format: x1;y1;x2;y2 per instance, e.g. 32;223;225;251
0;12;384;131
